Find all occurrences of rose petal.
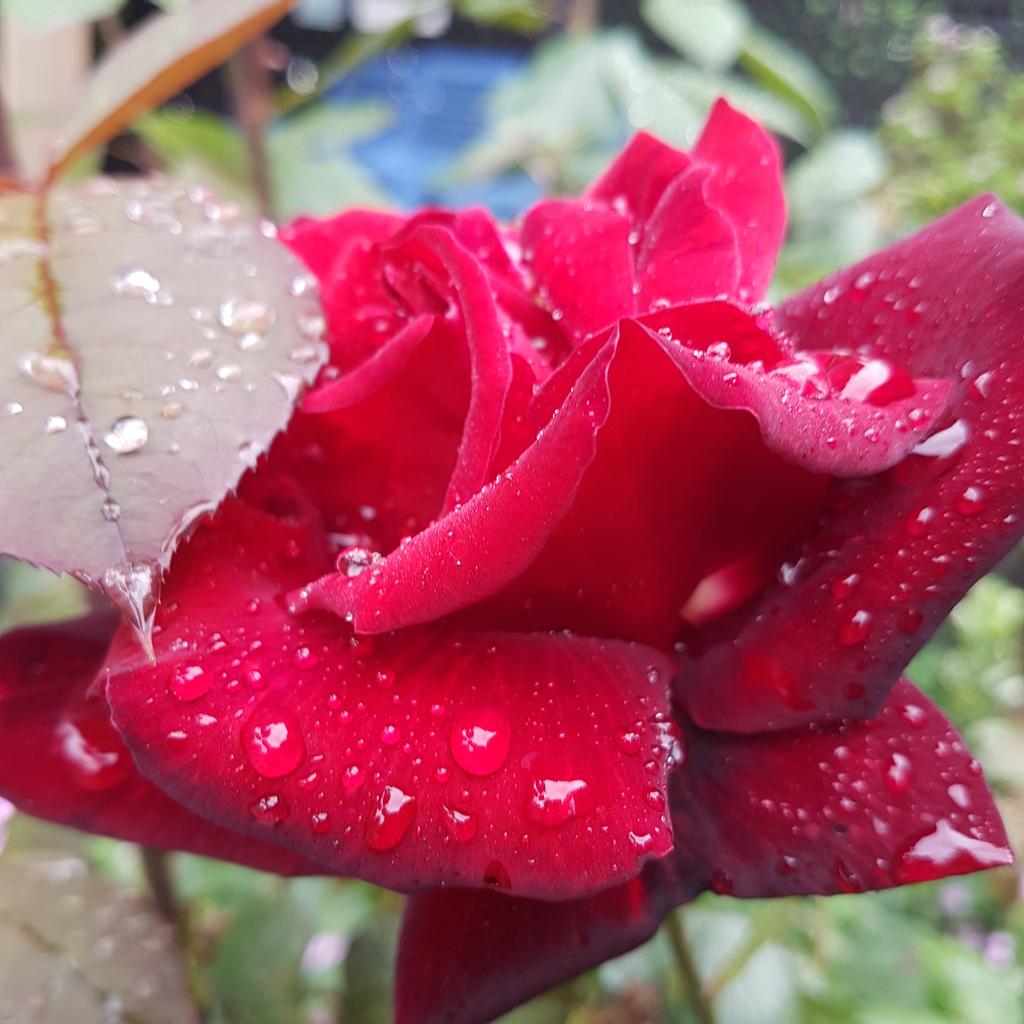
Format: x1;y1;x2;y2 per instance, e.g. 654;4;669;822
635;166;740;308
636;305;952;476
395;680;1011;1023
520;199;636;343
396;875;679;1024
685;197;1024;731
104;496;678;899
381;225;513;510
587;131;692;224
0;616;321;875
692;98;786;302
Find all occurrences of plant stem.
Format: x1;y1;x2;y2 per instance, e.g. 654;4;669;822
664;910;716;1024
141;847;182;935
226;41;275;219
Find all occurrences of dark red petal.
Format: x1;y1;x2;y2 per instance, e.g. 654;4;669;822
289;342;615;631
636;305;951;476
394;680;1011;1024
302;315;435;414
0;616;321;875
105;497;677;899
395;874;681;1024
635;167;740;308
587;130;692;224
692;99;786;302
520;199;636;343
382;225;513;511
280;209;403;283
685;197;1024;731
676;678;1013;895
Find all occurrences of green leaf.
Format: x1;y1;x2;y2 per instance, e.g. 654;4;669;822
50;0;299;179
786;129;890;225
268;103;394;218
454;0;547;33
4;0;123;32
739;26;838;137
919;935;1024;1024
641;0;750;72
0;560;90;634
0;853;196;1023
135;111;250;185
0;180;324;636
210;891;312;1024
341;913;400;1024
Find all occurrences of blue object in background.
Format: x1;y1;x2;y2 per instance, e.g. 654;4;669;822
323;43;541;218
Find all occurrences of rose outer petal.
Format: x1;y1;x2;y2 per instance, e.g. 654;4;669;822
0;616;322;875
394;679;1012;1024
684;196;1024;732
104;496;678;900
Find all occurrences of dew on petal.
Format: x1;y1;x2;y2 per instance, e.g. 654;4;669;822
365;785;417;851
526;777;592;828
242;707;305;778
449;708;511;777
169;663;210;702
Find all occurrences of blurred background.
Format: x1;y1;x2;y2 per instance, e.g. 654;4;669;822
2;1;1024;1021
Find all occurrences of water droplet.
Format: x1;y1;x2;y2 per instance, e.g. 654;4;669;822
44;414;67;434
839;609;872;646
894;819;1012;883
218;297;275;335
161;402;183;419
885;752;912;795
442;804;478;842
449;708;511;777
250;793;290;825
526;778;592;828
364;785;416;851
831;573;860;601
617;730;642;755
169;663;210;702
954;486;987;516
310;811;331;835
913;419;969;458
18;351;77;393
342;763;365;794
56;716;131;790
334;546;382;577
103;416;149;454
947;784;971;809
216;363;242;381
111;267;161;298
102;498;121;522
380;724;401;746
242;707;305;778
4;402;23;415
628;831;655;853
483;860;511;889
291;646;319;670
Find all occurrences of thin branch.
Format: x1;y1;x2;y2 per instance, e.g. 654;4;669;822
226;41;275;219
141;846;183;938
664;910;717;1024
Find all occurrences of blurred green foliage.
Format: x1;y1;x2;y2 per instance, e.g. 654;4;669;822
880;16;1024;225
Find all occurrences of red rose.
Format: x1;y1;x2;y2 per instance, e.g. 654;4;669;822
1;100;1020;1023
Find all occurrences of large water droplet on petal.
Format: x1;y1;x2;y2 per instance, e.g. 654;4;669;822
364;785;416;851
894;819;1012;883
55;715;131;791
526;777;592;828
169;663;210;702
449;708;511;777
242;707;305;778
441;804;478;843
